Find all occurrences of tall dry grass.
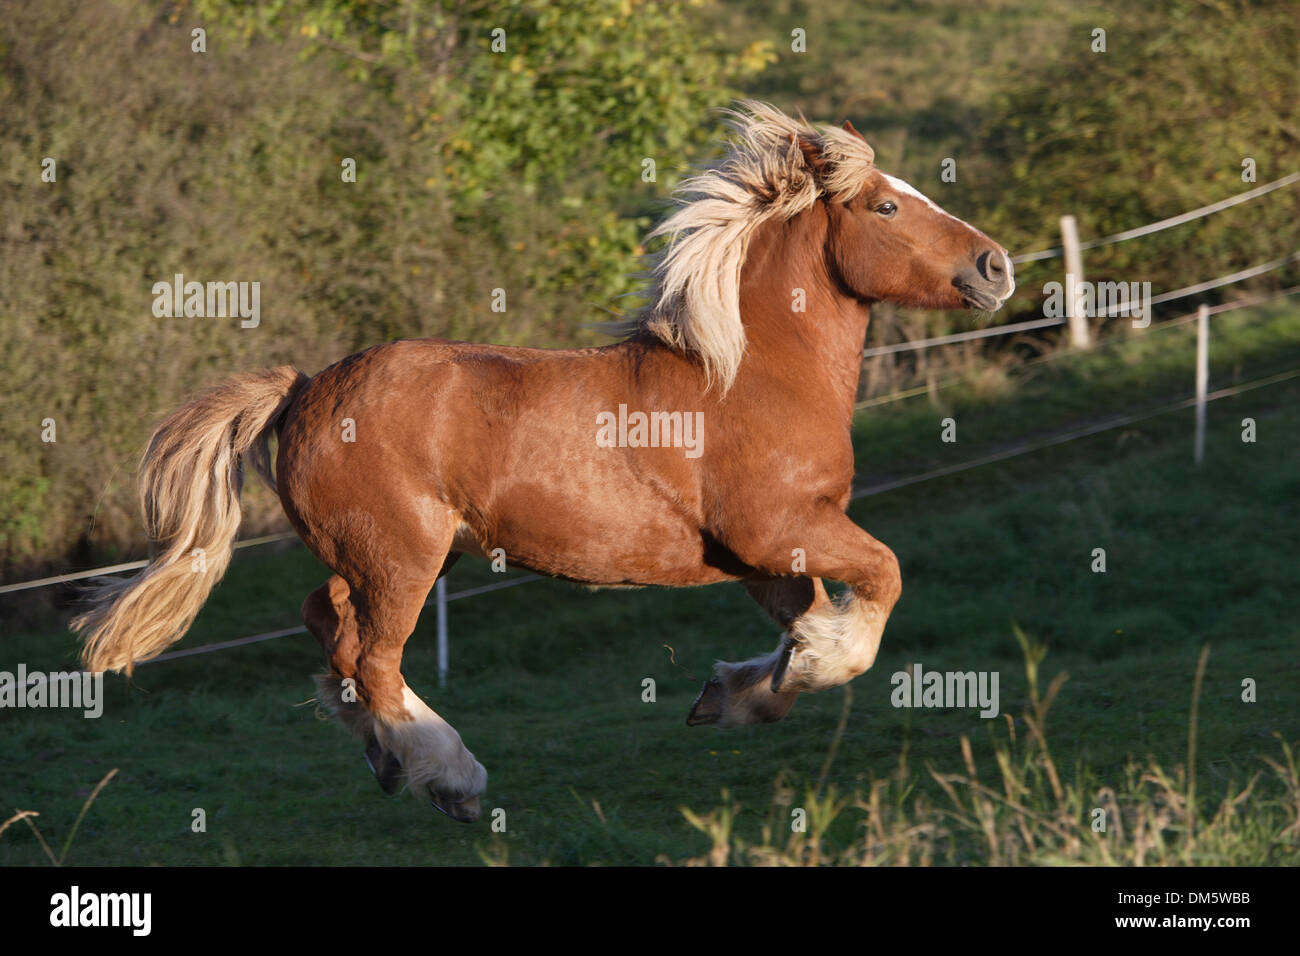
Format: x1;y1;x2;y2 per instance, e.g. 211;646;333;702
667;634;1300;866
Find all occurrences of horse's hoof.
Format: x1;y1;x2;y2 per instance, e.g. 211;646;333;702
686;678;724;726
769;636;799;693
428;786;481;823
364;737;404;795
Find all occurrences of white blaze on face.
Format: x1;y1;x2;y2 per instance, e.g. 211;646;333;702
882;173;962;222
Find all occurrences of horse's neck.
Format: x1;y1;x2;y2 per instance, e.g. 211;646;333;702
735;207;871;418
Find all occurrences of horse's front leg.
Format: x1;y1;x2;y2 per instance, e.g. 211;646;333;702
686;576;825;726
687;512;901;727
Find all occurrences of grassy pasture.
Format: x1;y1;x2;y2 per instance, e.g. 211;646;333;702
2;303;1298;865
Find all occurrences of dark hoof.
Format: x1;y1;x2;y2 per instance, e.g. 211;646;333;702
427;786;481;823
687;678;725;726
364;736;404;795
770;636;799;693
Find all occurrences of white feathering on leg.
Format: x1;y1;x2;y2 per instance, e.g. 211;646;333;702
786;592;887;692
373;686;487;802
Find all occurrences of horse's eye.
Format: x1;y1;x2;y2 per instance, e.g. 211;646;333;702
876;201;898;217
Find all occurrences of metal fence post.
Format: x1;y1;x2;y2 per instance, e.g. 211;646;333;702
1195;303;1209;464
436;576;449;687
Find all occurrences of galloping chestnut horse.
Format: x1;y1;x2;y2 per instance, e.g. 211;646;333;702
73;103;1013;822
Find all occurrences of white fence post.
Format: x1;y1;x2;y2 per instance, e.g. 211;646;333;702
436;576;449;687
1060;214;1091;348
1195;303;1209;464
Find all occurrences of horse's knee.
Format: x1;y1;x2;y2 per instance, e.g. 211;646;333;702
874;547;902;608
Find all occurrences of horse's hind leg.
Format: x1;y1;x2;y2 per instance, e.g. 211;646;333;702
306;522;485;820
304;575;402;794
351;565;487;822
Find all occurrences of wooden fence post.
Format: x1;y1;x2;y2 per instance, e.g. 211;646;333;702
1060;214;1090;348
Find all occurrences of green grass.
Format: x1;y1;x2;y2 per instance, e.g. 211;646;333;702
2;304;1298;865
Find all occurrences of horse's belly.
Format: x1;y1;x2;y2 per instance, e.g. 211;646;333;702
449;501;741;588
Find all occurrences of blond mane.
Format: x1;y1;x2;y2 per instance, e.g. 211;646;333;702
634;101;876;392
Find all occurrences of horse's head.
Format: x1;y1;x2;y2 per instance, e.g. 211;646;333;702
635;103;1017;392
800;122;1014;313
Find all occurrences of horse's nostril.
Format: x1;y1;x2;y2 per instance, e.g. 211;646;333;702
985;250;1005;277
975;250;994;281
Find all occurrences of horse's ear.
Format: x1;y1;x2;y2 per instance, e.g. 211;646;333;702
795;133;830;177
842;119;867;143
